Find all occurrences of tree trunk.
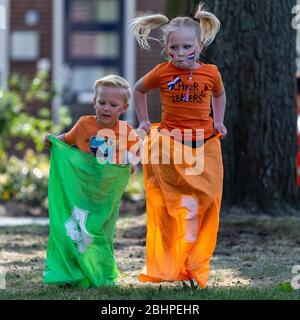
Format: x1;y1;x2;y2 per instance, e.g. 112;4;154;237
167;0;299;214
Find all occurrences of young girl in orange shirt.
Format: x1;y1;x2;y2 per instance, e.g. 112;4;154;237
130;3;227;288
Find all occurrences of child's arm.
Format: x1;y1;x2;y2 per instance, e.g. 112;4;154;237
212;89;227;139
44;133;66;148
133;78;152;137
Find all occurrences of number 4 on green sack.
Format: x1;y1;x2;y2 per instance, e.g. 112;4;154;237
64;206;93;253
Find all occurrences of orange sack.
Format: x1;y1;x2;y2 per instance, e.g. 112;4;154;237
139;125;223;288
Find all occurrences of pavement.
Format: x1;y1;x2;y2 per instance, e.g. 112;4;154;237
0;217;49;226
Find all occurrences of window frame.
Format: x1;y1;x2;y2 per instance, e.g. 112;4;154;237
64;0;124;74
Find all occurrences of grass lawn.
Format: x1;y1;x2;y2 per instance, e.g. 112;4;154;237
0;211;300;300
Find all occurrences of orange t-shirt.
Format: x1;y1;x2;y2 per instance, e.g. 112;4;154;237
143;61;224;140
64;116;140;164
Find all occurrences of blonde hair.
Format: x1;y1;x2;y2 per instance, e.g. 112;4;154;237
130;3;220;51
93;74;131;103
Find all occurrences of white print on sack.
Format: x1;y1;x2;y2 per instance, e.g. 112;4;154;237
181;195;199;242
65;206;93;253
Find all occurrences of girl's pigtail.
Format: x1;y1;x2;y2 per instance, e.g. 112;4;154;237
194;3;220;47
129;14;169;50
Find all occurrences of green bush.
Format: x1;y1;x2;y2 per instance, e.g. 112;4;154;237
0;71;71;205
1;71;71;154
0;150;49;207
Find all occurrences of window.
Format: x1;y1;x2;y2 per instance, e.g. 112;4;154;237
70;0;119;23
65;0;124;108
11;31;39;61
70;31;119;59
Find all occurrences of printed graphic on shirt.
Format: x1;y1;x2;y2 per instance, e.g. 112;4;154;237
89;136;117;162
167;76;209;103
89;135;132;164
168;76;181;90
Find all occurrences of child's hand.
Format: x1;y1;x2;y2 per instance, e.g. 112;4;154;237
214;123;227;139
137;120;151;140
44;134;52;148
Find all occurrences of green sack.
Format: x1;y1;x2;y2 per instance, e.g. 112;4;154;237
43;136;130;288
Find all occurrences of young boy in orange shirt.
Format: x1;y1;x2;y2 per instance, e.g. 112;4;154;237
45;75;140;169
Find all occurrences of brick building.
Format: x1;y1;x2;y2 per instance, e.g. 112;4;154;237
0;0;166;126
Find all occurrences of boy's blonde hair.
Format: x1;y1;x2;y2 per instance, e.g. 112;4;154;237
93;74;131;103
130;3;220;51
